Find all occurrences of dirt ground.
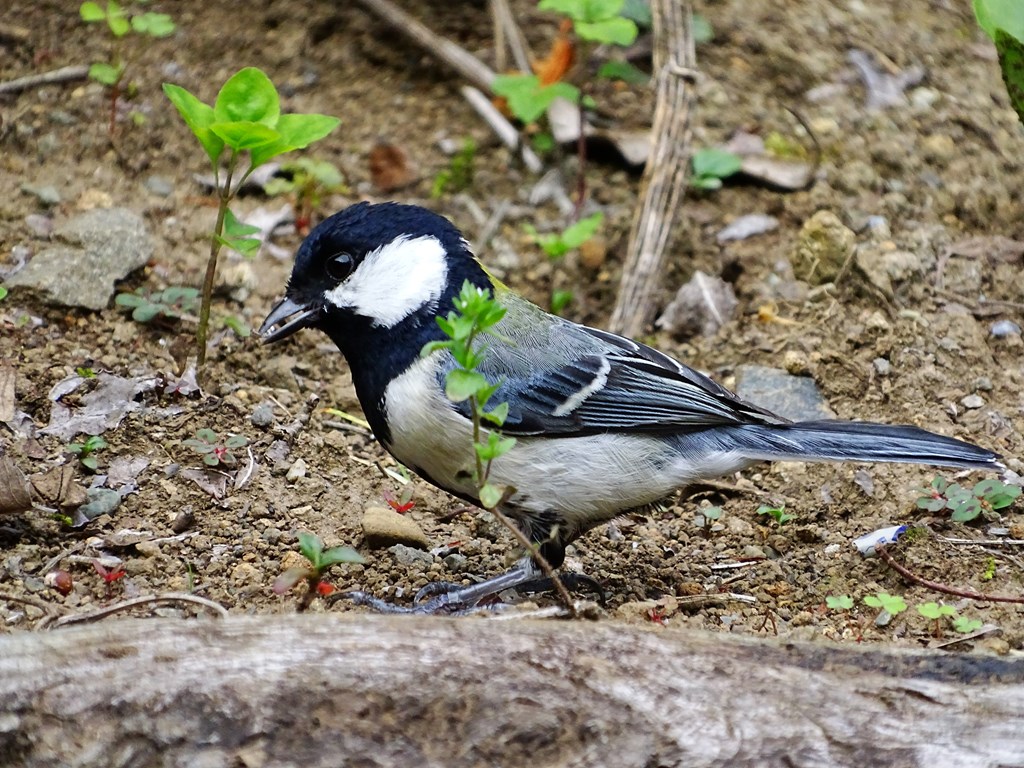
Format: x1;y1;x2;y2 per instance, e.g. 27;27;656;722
1;0;1022;652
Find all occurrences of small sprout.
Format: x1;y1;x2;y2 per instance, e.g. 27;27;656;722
526;212;604;260
76;366;98;378
383;486;416;514
265;157;348;232
182;428;247;467
67;435;108;471
916;475;1021;522
691;148;742;190
431;138;476;198
917;601;956;638
953;616;984;634
825;594;854;611
0;285;8;301
863;592;908;616
982;556;997;581
115;286;199;324
550;289;574;315
756;503;793;526
93;559;126;597
274;531;365;611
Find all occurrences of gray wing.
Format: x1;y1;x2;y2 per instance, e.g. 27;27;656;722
452;294;786;437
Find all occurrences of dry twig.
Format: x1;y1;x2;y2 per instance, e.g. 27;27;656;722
609;0;697;337
0;65;89;95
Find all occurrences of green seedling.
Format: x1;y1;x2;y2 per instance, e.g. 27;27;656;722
863;592;908;617
75;366;97;378
164;67;340;368
917;601;956;638
550;289;574;315
432;138;477;198
79;1;175;135
273;531;365;611
67;435;108;471
422;281;516;510
916;475;1021;522
264;157;348;233
182;428;247;467
825;594;854;611
526;212;604;260
697;505;723;533
116;286;199;323
974;0;1024;126
691;148;743;190
953;615;984;634
982;556;997;581
0;285;8;301
756;503;793;526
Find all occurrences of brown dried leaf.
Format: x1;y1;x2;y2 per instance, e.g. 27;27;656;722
369;143;416;193
532;19;574;86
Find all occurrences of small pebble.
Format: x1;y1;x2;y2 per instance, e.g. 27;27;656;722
25;214;53;237
362;505;430;549
171;509;195;533
250;402;275;428
443;553;468;571
388;543;434;568
143;176;174;197
991;320;1021;338
961;394;985;410
873;357;891;376
20;183;61;206
973;376;993;392
285;458;307;482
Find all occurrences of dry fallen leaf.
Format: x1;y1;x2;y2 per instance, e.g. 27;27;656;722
369;143;417;193
533;18;574;85
0;453;32;516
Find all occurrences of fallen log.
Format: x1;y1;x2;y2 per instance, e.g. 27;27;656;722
1;614;1022;767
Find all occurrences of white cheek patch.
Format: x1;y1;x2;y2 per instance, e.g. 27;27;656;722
324;235;449;327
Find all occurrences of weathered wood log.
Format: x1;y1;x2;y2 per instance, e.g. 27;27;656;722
1;615;1022;767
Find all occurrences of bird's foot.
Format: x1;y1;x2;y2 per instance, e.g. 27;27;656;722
338;560;603;615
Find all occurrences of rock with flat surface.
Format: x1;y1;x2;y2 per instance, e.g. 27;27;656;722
6;207;153;310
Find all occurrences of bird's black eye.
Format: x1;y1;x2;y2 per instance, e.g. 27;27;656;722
325;252;354;281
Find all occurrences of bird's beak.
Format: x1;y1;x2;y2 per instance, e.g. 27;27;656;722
258;297;319;344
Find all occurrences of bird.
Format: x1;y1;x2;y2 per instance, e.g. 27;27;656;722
260;201;1004;613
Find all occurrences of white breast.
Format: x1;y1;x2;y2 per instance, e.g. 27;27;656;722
383;356;754;531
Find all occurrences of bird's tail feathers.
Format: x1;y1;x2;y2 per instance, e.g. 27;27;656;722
729;420;1002;472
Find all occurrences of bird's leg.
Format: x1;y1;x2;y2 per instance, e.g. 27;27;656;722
342;558;542;615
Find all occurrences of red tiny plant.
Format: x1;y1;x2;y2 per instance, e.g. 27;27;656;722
93;560;126;597
383;485;416;514
274;532;365;611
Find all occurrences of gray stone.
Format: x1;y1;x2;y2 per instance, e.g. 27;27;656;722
388;543;434;568
143;175;174;197
20;183;60;206
6;208;153;310
960;394;985;410
734;365;836;422
991;320;1021;338
250;402;275;428
716;214;778;243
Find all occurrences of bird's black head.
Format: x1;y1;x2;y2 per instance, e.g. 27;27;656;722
259;202;489;344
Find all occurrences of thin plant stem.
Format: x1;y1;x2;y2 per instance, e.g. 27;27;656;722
196;151;237;366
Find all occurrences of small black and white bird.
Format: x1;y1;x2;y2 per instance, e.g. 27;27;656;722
260;202;1003;612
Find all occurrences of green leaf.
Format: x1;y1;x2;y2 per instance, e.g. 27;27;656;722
195;428;218;442
105;0;129;36
421;339;453;357
88;62;122;86
115;293;145;308
217;235;261;258
273;566;312;594
692;14;714;44
0;285;7;301
209;121;280;151
222;315;250;338
482;401;509;427
478;483;504;510
597;60;650;84
953;616;983;634
80;2;106;22
163;83;224;167
298;532;324;566
692;148;743;180
931;476;949;493
950;497;984;522
974;0;1024;44
825;595;854;610
214;67;280;127
575;17;638;45
131;12;175;37
202;453;220;466
620;0;652;27
224;435;248;449
223;208;261;237
318;546;366;568
445;369;488;402
916;496;947;512
81;455;98;471
272;113;342;152
550;289;573;314
492;75;580;123
995;29;1024;126
561;212;604;249
973;479;1005;498
132;304;160;323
